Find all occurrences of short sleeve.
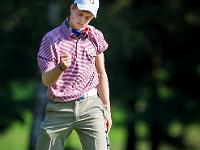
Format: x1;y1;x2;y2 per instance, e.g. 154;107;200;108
91;28;108;55
37;35;57;73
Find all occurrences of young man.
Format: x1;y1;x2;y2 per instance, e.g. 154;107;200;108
36;0;112;149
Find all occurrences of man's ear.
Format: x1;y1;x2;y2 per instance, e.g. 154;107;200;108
70;4;73;12
70;4;74;13
70;4;76;11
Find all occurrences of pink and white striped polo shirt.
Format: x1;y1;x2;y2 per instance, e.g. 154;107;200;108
37;20;108;102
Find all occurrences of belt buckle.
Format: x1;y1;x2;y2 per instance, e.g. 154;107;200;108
79;88;97;100
79;96;86;101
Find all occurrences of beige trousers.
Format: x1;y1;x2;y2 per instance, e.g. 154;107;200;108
36;96;108;150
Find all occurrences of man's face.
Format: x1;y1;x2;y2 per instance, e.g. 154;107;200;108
70;4;94;30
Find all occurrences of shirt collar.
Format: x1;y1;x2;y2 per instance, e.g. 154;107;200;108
60;18;91;39
60;21;73;39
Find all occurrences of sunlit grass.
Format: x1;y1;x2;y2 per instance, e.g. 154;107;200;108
0;105;127;150
0;112;32;150
0;107;200;150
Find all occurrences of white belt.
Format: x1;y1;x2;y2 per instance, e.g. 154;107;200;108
50;88;98;102
82;88;97;98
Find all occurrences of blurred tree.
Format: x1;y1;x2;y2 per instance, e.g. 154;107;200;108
0;0;50;131
98;0;200;149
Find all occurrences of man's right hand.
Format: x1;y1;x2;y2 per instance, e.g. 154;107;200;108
59;52;71;71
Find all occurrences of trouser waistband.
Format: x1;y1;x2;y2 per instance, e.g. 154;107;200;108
49;88;98;102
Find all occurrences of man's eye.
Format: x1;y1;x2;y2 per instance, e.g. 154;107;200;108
78;13;83;16
86;17;90;20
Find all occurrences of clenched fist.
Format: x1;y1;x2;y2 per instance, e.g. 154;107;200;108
59;52;71;71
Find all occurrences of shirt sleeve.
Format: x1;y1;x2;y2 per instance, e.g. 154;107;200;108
37;34;57;73
93;29;109;55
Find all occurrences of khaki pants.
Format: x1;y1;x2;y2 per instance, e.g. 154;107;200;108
36;96;107;150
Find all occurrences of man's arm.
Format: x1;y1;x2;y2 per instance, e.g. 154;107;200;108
95;53;112;131
42;65;63;86
42;53;71;86
96;53;110;110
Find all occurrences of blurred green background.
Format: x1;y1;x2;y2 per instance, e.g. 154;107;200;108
0;0;200;150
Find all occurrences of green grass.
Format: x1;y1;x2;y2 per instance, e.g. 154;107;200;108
1;108;200;150
0;107;127;150
0;112;32;150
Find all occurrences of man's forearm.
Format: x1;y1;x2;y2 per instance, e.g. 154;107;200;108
42;64;63;86
97;72;111;111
